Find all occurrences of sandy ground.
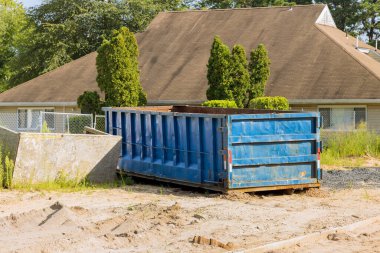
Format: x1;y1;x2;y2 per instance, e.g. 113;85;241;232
1;168;380;253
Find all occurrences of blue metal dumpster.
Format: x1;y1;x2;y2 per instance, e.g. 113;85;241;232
104;106;321;192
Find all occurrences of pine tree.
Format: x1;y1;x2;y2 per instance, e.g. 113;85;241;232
229;44;250;108
248;44;270;101
96;27;147;107
206;36;233;101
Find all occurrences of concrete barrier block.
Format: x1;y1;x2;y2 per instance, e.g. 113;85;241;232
13;133;122;184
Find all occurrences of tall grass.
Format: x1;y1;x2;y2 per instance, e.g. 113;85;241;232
0;145;15;189
321;124;380;166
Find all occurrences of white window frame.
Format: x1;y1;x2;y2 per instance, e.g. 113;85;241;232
317;105;367;131
17;108;55;131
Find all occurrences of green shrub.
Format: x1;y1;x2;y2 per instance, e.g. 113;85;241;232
249;96;289;110
201;100;238;108
68;116;92;134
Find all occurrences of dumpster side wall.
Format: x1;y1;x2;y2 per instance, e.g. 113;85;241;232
106;110;227;189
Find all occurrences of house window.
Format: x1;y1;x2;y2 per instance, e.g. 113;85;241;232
17;108;55;130
319;107;366;130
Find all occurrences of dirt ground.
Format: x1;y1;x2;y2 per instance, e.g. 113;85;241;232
1;168;380;253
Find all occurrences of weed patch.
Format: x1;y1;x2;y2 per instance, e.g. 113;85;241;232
321;126;380;166
0;144;15;189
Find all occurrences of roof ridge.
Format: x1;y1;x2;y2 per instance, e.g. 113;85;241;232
163;4;325;13
0;51;97;97
314;24;380;83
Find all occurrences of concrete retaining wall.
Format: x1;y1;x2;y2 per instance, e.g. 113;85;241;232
0;126;20;163
12;133;121;184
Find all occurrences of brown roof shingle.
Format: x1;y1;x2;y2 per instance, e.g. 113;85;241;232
0;52;100;103
0;5;379;104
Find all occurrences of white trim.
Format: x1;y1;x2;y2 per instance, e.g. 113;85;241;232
0;102;77;107
17;107;55;110
289;99;380;105
317;105;367;109
315;5;336;28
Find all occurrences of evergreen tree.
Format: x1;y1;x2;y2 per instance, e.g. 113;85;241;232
77;91;103;115
229;45;250;108
96;27;147;107
206;36;233;101
248;44;270;101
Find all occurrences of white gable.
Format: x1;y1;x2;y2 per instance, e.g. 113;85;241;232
316;5;336;28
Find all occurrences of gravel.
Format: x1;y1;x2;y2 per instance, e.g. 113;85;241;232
323;168;380;189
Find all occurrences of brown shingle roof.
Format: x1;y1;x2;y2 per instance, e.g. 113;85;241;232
0;52;100;104
1;5;379;104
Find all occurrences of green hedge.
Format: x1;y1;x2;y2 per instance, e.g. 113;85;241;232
249;96;289;110
201;100;238;108
68;116;92;134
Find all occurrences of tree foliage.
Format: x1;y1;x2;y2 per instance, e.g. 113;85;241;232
0;0;31;91
314;0;360;33
206;36;233;101
77;91;103;115
229;45;250;108
96;27;147;107
206;37;272;108
196;0;310;8
358;0;380;44
248;44;270;102
315;0;379;45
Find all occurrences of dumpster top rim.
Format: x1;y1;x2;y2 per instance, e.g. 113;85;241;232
102;105;318;116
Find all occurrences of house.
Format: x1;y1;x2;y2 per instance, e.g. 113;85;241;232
0;4;379;132
0;53;99;130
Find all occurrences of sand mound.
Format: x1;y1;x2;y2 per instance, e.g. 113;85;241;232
220;191;256;201
39;201;81;228
304;188;330;198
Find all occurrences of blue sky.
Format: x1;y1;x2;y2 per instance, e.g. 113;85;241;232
19;0;42;8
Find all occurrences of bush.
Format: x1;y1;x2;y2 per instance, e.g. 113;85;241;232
249;96;289;110
68;116;92;134
77;91;103;115
201;100;238;108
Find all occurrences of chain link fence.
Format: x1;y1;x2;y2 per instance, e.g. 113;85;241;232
94;115;106;132
40;112;93;134
319;108;366;131
0;112;19;131
0;111;96;134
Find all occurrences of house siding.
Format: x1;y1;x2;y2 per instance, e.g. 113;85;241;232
290;105;318;112
0;106;80;113
291;104;380;132
367;105;380;132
